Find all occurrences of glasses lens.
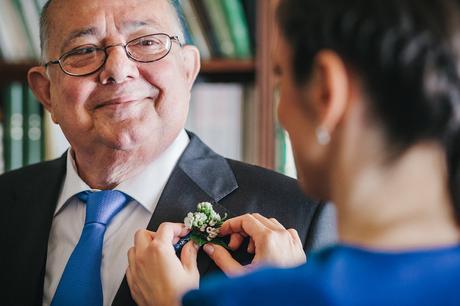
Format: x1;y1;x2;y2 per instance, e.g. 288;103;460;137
61;45;106;75
126;34;172;62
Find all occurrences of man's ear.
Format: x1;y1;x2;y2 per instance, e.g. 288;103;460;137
310;50;350;135
180;45;201;90
28;66;56;121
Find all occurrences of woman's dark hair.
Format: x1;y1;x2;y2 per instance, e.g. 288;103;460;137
277;0;460;221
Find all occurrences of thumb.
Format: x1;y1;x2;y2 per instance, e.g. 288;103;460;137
181;241;199;273
203;244;245;276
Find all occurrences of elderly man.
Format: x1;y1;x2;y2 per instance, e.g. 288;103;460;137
0;0;331;305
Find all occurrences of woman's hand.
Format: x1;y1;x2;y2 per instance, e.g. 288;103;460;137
203;213;306;276
126;222;200;306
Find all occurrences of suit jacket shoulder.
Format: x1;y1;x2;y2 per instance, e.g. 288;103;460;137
225;158;319;232
0;156;66;306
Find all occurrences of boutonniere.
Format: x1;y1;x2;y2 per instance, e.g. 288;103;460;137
184;202;228;247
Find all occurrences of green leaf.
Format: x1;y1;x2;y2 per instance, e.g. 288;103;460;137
190;231;229;249
190;232;209;247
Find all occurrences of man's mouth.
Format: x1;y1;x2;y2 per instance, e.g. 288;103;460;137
95;97;140;109
91;84;160;110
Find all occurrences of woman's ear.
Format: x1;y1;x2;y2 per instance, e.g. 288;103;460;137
28;66;53;114
180;45;201;90
310;50;350;135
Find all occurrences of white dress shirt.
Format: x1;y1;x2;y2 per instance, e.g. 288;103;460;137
42;130;189;306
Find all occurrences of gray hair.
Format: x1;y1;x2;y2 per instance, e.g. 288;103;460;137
39;0;185;64
39;0;52;63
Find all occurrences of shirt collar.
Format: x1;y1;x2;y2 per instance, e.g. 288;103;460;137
54;130;190;216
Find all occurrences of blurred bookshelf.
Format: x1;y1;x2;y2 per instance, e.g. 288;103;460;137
0;62;35;84
0;0;292;175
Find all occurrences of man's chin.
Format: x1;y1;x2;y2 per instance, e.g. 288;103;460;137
97;131;143;152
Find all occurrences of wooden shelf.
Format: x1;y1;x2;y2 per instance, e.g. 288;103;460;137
201;59;254;73
199;59;255;83
0;61;36;85
0;59;255;85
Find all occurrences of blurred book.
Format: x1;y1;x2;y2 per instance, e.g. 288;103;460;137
186;82;243;161
191;0;222;58
0;123;5;174
202;0;236;58
241;0;256;53
180;0;212;60
273;87;296;177
13;0;42;59
0;0;34;61
276;127;296;178
35;0;47;9
3;82;24;171
242;84;258;165
23;86;43;165
221;0;252;58
43;112;70;160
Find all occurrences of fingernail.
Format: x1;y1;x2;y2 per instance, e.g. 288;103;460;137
193;242;199;250
203;244;214;255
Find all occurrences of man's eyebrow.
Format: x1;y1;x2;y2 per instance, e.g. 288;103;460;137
61;27;98;53
121;19;165;33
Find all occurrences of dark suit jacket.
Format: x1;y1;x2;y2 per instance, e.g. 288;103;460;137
0;133;322;306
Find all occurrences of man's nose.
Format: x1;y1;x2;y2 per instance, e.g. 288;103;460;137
99;45;139;84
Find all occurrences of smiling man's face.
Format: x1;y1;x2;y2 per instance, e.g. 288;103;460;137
31;0;199;161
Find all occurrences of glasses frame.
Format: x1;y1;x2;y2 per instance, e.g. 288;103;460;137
44;33;182;77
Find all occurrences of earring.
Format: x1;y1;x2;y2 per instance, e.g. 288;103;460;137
316;127;331;145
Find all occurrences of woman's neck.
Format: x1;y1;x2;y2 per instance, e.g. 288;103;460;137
333;142;460;250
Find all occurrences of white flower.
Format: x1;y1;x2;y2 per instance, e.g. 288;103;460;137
211;211;221;220
197;202;213;213
184;212;194;229
193;212;207;227
184;202;227;245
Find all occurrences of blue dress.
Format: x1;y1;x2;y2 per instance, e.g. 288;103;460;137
183;244;460;306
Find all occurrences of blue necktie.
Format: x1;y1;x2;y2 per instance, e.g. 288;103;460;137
51;190;129;306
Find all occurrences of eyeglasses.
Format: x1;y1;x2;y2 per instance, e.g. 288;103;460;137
44;33;182;77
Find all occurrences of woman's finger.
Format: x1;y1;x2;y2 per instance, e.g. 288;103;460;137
203;244;246;276
219;214;268;237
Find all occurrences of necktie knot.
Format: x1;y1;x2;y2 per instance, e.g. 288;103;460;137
78;190;129;225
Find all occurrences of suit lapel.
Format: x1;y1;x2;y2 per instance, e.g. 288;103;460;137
144;132;238;231
112;133;238;305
